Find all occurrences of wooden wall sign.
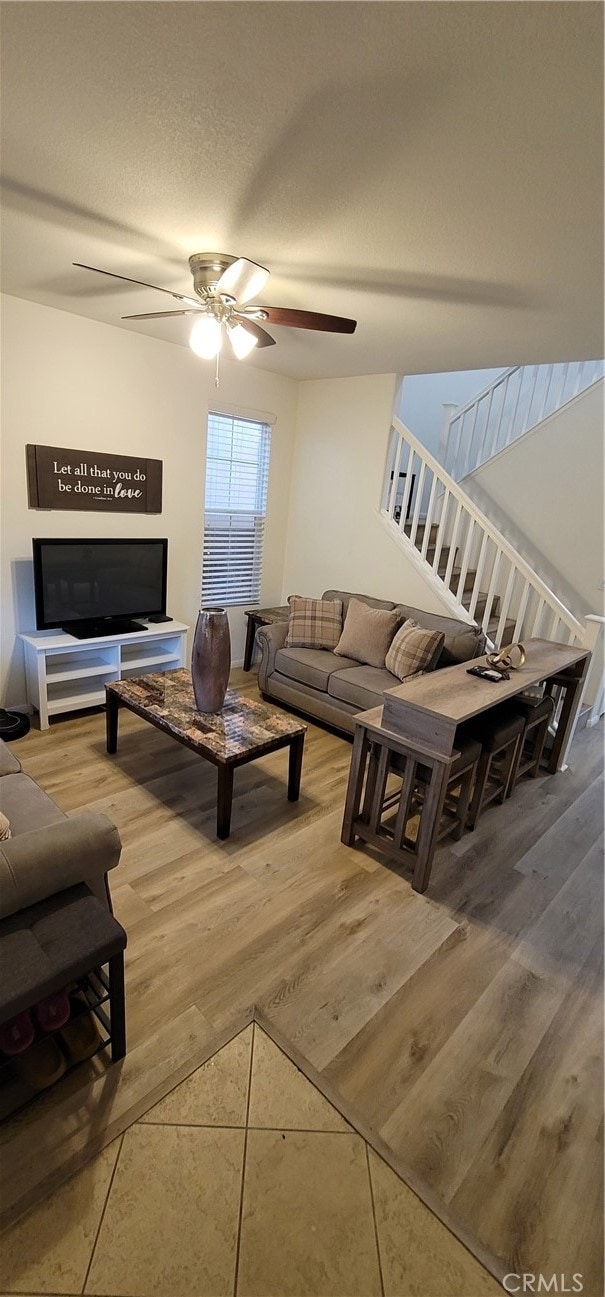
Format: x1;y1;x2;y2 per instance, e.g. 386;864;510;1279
26;445;162;513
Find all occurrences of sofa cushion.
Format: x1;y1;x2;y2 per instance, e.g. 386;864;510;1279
275;647;357;692
0;774;66;838
385;619;445;681
328;665;401;712
334;599;400;668
286;595;343;650
392;603;485;665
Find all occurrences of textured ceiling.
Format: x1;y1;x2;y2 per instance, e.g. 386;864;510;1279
1;2;603;380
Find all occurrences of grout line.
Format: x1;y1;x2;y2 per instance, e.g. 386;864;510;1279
232;1020;256;1297
137;1118;354;1134
80;1132;125;1295
365;1142;385;1297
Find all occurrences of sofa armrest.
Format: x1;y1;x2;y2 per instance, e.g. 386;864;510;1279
0;813;122;920
257;621;288;692
0;739;21;776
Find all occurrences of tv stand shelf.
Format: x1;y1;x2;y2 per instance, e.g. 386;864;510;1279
19;622;188;729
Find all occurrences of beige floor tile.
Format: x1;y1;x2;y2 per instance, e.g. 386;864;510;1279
237;1128;381;1296
85;1122;244;1296
248;1028;350;1131
368;1149;502;1297
0;1141;120;1295
139;1023;252;1127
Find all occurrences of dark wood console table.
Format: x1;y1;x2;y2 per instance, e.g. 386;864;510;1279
342;639;590;894
243;606;289;671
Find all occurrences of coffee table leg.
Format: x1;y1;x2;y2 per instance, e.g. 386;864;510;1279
288;734;305;801
106;692;120;754
217;765;234;839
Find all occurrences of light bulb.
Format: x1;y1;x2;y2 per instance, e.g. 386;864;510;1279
227;321;258;360
189;315;223;359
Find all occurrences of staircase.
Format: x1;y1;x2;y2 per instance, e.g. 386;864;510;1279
380;415;605;726
401;520;516;645
440;359;604;480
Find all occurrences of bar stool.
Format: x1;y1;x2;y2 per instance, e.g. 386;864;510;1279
389;732;482;848
466;708;525;831
505;693;554;794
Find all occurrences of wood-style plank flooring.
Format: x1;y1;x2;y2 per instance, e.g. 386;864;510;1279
4;671;604;1292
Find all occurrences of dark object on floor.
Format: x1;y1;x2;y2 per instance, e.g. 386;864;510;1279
0;710;30;740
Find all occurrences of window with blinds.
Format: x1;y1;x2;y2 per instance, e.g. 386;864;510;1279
201;412;271;606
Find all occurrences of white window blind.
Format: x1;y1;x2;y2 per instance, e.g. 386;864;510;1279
201;412;271;606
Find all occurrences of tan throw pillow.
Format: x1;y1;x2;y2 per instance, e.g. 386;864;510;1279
334;598;400;668
385;619;445;681
286;596;343;650
0;811;12;841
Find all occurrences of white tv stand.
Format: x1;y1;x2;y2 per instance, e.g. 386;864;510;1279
19;621;189;729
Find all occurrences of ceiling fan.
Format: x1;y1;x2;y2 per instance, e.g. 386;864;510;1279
73;255;357;371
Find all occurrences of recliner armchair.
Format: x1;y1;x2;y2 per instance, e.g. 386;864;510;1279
0;739;121;920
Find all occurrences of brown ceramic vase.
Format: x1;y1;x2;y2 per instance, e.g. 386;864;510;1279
191;607;231;713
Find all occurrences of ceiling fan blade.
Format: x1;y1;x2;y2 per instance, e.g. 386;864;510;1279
260;306;357;333
216;257;270;305
121;309;206;320
73;263;201;308
234;317;276;348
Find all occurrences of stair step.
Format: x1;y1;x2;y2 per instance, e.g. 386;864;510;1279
486;617;517;646
403;521;440;543
461;592;501;619
434;547;458;573
448;567;478;596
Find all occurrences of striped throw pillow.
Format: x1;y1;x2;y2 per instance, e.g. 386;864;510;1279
286;596;343;650
385;619;445;682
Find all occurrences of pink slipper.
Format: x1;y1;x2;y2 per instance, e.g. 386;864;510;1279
0;1010;34;1055
35;989;70;1033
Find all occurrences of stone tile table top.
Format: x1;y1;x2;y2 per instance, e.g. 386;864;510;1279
107;670;306;765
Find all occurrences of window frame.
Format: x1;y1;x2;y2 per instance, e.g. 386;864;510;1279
201;410;272;608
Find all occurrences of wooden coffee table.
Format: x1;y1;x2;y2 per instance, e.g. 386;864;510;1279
105;670;306;840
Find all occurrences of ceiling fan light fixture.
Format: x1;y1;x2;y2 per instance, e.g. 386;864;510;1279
189;314;222;359
227;321;258;360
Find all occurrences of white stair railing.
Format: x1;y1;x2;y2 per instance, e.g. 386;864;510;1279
440;360;604;480
382;417;586;651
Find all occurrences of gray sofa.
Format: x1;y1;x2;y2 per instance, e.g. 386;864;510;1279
0;739;122;920
257;589;486;735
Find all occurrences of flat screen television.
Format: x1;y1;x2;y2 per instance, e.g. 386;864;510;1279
32;538;168;638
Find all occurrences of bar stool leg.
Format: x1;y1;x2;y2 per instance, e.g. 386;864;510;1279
528;713;551;778
501;736;521;801
453;763;476;839
505;732;524;798
467;751;491;831
108;952;126;1062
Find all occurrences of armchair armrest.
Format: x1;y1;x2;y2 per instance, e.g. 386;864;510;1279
0;813;122;920
257;621;288;692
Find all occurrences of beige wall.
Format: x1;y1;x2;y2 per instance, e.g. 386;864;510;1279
466;379;605;620
282;374;448;611
0;295;299;704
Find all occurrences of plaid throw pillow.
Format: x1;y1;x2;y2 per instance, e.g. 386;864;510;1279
385;619;445;682
286;596;343;650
